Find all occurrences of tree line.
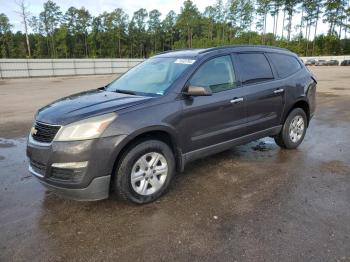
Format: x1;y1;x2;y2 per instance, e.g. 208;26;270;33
0;0;349;59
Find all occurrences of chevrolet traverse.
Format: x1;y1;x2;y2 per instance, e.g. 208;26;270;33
27;45;317;204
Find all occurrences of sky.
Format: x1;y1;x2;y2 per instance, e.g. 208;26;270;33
1;0;329;37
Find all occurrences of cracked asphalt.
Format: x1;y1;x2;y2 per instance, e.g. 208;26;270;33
0;67;349;262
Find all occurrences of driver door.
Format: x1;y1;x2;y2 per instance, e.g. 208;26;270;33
178;55;247;154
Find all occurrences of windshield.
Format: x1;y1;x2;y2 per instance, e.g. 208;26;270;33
106;57;195;96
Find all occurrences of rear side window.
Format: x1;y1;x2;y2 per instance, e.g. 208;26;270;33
269;53;301;78
190;55;236;93
237;53;274;84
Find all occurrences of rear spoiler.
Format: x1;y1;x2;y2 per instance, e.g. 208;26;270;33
305;65;317;84
311;75;317;84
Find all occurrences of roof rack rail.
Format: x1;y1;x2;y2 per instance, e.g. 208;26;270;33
198;45;289;54
155;48;198;55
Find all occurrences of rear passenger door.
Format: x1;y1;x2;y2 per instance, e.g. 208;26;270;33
235;52;284;134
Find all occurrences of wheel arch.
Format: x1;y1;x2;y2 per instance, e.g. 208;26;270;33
110;126;183;184
284;99;310;127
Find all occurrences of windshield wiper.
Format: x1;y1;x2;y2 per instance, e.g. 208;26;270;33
114;89;137;95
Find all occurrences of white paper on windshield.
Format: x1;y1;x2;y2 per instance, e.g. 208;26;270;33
174;59;195;65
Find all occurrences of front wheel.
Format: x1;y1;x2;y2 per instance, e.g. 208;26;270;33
275;108;307;149
114;140;175;204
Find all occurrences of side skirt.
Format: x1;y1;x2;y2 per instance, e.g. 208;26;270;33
181;125;282;169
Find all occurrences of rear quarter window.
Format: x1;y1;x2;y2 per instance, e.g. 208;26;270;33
268;53;301;78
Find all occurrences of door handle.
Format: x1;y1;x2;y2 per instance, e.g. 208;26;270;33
230;97;244;104
273;89;284;94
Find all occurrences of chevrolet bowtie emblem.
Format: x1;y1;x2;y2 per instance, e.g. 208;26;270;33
31;127;38;135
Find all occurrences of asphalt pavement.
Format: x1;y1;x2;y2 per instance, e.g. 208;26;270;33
0;67;349;261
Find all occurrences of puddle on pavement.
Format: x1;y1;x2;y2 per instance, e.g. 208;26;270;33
251;140;276;152
319;160;349;176
0;137;30;181
0;139;16;148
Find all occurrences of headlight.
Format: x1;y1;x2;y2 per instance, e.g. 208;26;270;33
54;113;117;142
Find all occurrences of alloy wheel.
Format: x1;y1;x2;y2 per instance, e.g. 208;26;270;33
289;115;305;143
130;152;168;196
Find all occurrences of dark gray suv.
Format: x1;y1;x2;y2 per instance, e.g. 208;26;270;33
27;45;317;204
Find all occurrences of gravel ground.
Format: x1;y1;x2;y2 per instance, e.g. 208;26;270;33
0;67;349;262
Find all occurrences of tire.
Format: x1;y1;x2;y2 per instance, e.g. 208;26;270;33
274;108;307;149
114;140;175;204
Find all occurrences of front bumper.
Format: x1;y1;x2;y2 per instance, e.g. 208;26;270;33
32;174;111;201
27;134;127;201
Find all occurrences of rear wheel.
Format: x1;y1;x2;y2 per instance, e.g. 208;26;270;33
275;108;307;149
114;140;175;204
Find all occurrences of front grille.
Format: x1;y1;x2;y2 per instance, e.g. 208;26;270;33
30;159;46;176
32;121;61;143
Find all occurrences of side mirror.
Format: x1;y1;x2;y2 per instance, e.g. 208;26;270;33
184;85;212;96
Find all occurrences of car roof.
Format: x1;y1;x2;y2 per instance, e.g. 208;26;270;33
154;45;294;59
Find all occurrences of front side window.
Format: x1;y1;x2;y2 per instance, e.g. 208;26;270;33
237;53;274;84
189;55;236;93
106;57;194;96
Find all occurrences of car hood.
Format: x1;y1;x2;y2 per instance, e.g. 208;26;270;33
36;89;152;125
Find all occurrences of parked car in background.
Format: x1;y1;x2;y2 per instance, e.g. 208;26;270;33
328;60;339;66
315;60;328;66
305;59;316;66
341;60;350;66
27;45;317;204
